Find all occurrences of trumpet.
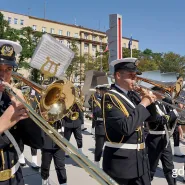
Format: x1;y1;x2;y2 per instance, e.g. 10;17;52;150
7;72;118;185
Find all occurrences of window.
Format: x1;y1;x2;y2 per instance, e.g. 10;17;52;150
123;43;126;48
50;28;54;34
84;34;88;39
32;25;37;31
99;37;102;42
20;20;24;25
84;43;88;52
8;17;11;24
59;30;62;35
92;36;96;41
42;27;46;32
14;18;18;25
74;33;78;38
67;41;70;48
67;31;70;37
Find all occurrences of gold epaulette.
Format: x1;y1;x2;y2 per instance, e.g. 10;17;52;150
92;94;101;108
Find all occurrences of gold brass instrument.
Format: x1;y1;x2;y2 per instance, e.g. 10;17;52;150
12;72;77;123
135;76;185;117
136;76;183;99
7;73;118;185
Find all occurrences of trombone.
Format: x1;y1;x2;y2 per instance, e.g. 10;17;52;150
8;72;118;185
135;76;185;115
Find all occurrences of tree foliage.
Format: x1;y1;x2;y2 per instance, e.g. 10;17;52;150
0;12;19;41
1;11;185;82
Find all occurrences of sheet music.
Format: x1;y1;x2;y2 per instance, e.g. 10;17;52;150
30;33;74;78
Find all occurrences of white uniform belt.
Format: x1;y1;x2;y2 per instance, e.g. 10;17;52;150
97;118;103;121
48;129;62;134
149;130;166;135
105;142;145;150
11;162;20;176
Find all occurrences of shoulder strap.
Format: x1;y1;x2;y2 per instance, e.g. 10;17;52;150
155;104;165;116
110;89;135;108
4;130;22;159
93;95;101;108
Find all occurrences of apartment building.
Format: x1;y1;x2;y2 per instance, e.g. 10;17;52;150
1;10;139;58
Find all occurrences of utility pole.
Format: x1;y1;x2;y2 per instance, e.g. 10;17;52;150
100;40;103;72
28;8;31;16
44;1;46;19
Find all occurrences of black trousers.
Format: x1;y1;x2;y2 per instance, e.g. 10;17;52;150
64;126;82;148
95;135;105;161
92;119;95;128
146;134;176;185
41;149;67;184
113;172;151;185
173;125;179;147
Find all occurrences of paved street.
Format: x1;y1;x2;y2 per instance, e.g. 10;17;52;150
22;118;185;185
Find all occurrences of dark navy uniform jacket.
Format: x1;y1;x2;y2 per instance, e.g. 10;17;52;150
42;120;63;150
0;92;44;185
63;104;84;128
102;84;156;179
147;98;177;131
93;96;105;136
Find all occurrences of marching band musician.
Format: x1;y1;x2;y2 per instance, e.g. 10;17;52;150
0;40;44;185
93;85;108;167
173;102;184;157
41;119;67;185
63;103;84;155
146;86;178;185
88;86;101;135
18;89;40;169
102;58;157;185
76;85;87;131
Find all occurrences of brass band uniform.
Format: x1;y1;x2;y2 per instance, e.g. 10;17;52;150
102;58;156;185
88;86;101;135
0;40;44;185
94;85;108;167
41;120;67;185
63;103;84;154
146;86;178;185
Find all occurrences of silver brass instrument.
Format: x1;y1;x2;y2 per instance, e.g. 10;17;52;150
8;72;118;185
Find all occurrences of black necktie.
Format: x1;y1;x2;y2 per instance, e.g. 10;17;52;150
127;91;135;104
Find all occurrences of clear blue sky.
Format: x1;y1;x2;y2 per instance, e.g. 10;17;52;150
1;0;185;55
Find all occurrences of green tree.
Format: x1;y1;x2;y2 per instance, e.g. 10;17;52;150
122;48;141;58
159;52;185;77
65;40;86;82
18;27;43;67
18;27;43;82
0;12;20;41
137;58;159;72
